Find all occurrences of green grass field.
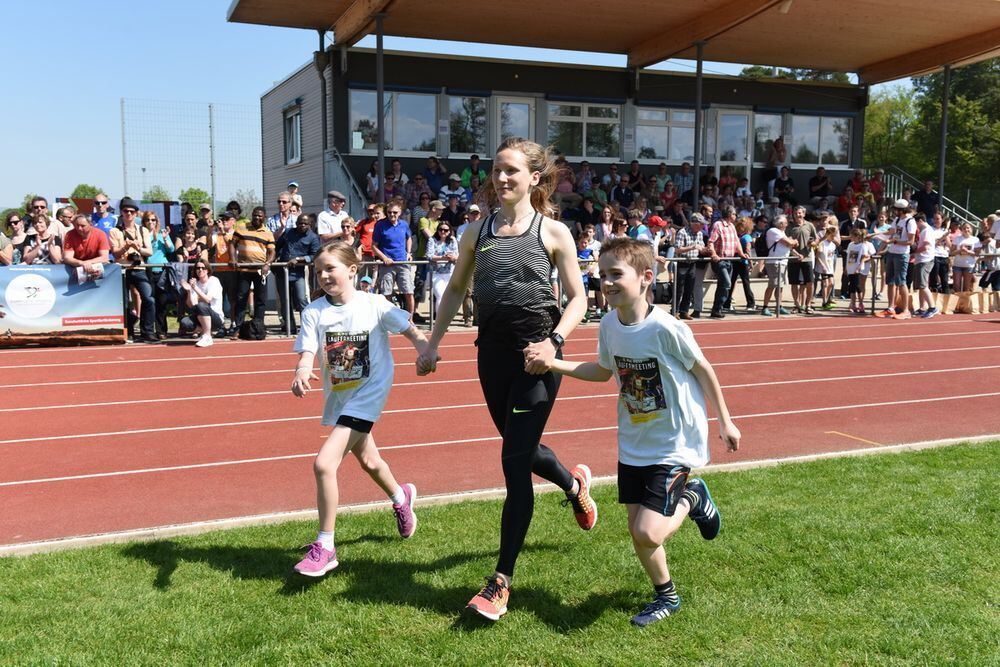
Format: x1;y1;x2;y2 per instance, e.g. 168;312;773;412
2;443;997;665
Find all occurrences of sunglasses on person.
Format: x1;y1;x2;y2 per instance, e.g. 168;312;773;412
31;204;46;209
278;199;290;204
438;227;451;233
194;265;208;271
9;218;22;224
95;200;108;206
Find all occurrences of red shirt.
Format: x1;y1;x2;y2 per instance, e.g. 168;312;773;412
63;228;110;261
708;220;740;258
357;217;377;256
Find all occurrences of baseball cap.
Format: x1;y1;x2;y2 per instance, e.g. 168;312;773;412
893;198;910;209
449;173;461;181
360;276;373;284
327;190;346;201
468;204;480;213
219;211;236;221
199;203;212;211
430;200;446;210
690;213;707;225
288;180;299;188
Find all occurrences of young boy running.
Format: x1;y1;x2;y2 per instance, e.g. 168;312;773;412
538;237;741;627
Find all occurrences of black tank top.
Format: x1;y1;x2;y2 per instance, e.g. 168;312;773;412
473;211;561;349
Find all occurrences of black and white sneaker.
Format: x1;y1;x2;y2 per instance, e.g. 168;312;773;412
631;594;681;627
686;478;721;540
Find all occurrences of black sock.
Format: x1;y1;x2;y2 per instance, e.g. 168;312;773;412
654;580;679;603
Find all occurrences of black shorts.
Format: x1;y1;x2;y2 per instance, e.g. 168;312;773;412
584;275;601;292
336;414;374;433
787;261;813;285
618;462;690;516
847;273;863;295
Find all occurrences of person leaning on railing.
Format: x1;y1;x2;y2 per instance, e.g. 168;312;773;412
61;213;110;277
142;210;175;338
228;206;275;339
20;213;63;265
110;198;159;344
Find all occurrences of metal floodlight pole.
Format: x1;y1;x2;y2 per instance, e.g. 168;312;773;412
209;103;217;209
692;41;706;209
937;64;951;203
120;98;129;196
375;13;387;204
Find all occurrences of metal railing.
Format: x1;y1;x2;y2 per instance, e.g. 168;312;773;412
325;146;368;218
875;166;981;229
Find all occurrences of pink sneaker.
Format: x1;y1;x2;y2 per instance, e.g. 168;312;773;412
293;541;338;577
392;483;418;538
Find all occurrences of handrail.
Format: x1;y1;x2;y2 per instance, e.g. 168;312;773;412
325;145;368;217
874;165;981;229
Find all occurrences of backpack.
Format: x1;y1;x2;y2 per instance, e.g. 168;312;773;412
754;231;775;257
239;318;267;340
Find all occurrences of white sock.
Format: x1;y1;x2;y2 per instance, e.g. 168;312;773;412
316;531;334;550
389;486;406;505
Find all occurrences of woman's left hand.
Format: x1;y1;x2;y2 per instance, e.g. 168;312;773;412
523;338;556;375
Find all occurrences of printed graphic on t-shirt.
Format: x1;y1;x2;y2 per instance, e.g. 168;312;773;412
324;331;370;390
614;356;666;422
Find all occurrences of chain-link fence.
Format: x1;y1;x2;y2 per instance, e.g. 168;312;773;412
120;98;261;208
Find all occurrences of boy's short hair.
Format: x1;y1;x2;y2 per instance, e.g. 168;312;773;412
850;227;866;240
600;236;654;275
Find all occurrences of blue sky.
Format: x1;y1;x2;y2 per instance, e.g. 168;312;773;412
0;1;889;209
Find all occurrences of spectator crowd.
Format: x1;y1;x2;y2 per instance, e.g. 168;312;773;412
3;157;998;345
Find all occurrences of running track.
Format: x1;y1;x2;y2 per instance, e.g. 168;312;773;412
2;313;999;549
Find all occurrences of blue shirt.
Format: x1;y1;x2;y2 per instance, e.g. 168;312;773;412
372;219;411;262
276;227;321;278
148;231;174;268
92;213;118;238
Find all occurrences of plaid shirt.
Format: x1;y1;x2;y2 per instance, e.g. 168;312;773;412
708;220;739;258
675;227;704;259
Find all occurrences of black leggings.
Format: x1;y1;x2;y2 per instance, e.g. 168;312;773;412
477;345;575;577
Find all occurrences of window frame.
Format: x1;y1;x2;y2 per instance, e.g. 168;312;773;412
283;107;302;165
546;102;622;160
348;89;439;157
634;106;696;165
788;114;852;168
447;95;489;158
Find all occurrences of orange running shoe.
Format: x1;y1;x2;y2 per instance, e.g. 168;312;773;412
562;464;598;530
467;576;510;621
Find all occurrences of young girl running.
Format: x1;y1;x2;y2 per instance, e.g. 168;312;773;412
416;138;597;621
290;242;428;576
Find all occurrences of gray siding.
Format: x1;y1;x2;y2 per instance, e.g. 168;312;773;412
261;62;328;215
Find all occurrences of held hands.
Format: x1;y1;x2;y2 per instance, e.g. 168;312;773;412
291;367;318;397
523;338;556;375
720;420;741;452
415;343;441;376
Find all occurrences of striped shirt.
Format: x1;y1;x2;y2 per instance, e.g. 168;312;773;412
472;211;561;349
233;223;275;271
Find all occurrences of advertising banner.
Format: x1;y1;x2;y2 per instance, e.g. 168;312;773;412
0;264;126;347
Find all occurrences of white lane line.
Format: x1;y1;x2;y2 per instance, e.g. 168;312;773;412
4;391;999;488
0;316;986;365
711;344;999;367
4;361;999;415
4;362;1000;446
7;329;997;390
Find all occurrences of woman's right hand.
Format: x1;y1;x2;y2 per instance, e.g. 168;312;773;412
292;368;318;397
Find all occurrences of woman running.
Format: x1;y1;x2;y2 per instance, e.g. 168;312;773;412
416;138;597;621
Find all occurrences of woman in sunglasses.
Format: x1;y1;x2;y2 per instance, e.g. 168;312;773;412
179;260;224;348
424;222;458;314
4;212;28;264
144;211;176;338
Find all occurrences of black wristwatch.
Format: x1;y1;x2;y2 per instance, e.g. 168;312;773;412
549;332;565;349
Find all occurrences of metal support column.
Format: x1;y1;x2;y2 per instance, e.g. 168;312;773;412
692;41;706;208
375;13;387;204
937;64;951;202
120;98;129;195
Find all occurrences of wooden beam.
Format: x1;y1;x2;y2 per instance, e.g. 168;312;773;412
858;25;1000;84
332;0;392;47
627;0;783;69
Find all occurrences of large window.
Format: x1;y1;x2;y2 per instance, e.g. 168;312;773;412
635;108;694;162
547;103;620;158
752;113;783;163
283;108;301;164
349;90;437;153
790;115;851;165
449;96;488;155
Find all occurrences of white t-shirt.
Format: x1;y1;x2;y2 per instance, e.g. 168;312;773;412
193;276;224;318
815;239;837;275
990;218;1000;239
766;227;791;259
597;307;709;468
294;291;411;425
933;228;951;258
952;235;982;269
983;239;999;271
317;209;349;238
888;216;917;254
846;241;875;276
914;225;936;264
